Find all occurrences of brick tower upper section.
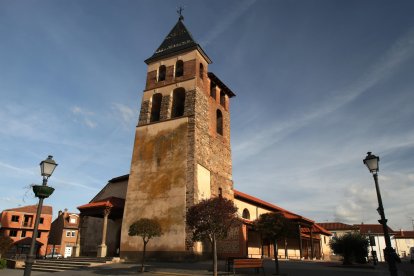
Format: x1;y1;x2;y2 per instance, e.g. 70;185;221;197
136;17;236;199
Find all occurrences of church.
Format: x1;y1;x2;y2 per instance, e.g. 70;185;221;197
76;15;331;261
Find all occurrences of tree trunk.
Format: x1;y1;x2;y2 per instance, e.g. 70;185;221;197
141;241;147;272
213;234;218;276
273;239;280;275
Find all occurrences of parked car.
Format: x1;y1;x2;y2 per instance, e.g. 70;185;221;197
44;253;63;259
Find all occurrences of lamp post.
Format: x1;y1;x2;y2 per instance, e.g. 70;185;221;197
24;155;57;276
363;152;397;276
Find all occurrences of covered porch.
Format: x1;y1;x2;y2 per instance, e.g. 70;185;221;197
77;197;124;258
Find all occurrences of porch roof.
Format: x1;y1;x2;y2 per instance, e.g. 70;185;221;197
77;196;125;219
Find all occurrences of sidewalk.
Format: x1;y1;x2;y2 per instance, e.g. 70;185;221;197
1;259;411;276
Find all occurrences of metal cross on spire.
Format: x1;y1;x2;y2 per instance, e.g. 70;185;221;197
177;5;185;21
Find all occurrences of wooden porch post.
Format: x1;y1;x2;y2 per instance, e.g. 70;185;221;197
310;226;314;260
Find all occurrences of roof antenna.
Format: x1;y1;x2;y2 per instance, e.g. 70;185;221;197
177;5;185;21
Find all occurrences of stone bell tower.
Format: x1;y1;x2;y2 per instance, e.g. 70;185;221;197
120;15;236;260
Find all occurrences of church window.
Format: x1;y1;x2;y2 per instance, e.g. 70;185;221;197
242;208;250;220
210;83;216;99
150;93;163;122
216;109;223;135
199;63;204;79
220;91;226;108
175;60;184;77
158;65;166;82
171;88;186;118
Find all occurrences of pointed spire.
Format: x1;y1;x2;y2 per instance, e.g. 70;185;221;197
145;17;211;64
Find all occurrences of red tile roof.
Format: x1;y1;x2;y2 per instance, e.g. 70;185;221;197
355;224;395;235
395;230;414;239
234;190;314;224
301;224;332;236
77;197;125;210
5;205;53;215
317;222;356;231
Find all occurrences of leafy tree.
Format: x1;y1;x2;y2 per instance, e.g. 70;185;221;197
128;218;162;272
255;212;297;276
330;232;369;265
186;196;238;276
0;236;14;259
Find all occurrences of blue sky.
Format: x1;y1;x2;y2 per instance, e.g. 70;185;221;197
1;0;414;231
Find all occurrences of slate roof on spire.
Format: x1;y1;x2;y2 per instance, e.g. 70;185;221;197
145;18;211;64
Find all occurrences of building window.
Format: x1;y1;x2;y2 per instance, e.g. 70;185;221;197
220;91;226;108
171;88;185;118
175;60;184;77
150;93;163;122
39;217;44;224
37;232;41;238
70;218;76;224
218;187;222;197
11;215;19;222
216;109;223;135
66;231;71;237
71;231;76;237
158;65;166;82
9;230;18;237
21;230;26;238
199;63;204;79
210;83;216;99
242;209;250;220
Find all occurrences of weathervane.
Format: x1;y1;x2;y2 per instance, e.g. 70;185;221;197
177;5;185;21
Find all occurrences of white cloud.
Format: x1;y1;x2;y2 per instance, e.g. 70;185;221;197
233;26;414;162
71;106;97;128
111;103;136;129
201;0;257;46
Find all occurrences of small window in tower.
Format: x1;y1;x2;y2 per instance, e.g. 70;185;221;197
150;93;163;122
158;65;166;82
171;88;186;118
199;63;204;79
220;91;226;108
210;83;216;99
242;208;250;220
175;60;184;77
216;109;223;135
218;187;222;197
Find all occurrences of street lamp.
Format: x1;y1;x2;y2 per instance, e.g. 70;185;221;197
363;152;397;276
24;155;57;276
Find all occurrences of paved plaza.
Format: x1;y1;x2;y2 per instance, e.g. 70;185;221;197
1;260;413;276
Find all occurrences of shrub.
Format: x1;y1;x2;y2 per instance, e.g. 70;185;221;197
0;259;7;269
330;232;369;264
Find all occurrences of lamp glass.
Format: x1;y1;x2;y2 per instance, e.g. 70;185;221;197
40;155;58;177
363;152;379;173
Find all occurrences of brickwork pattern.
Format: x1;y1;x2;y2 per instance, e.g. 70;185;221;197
145;60;196;91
